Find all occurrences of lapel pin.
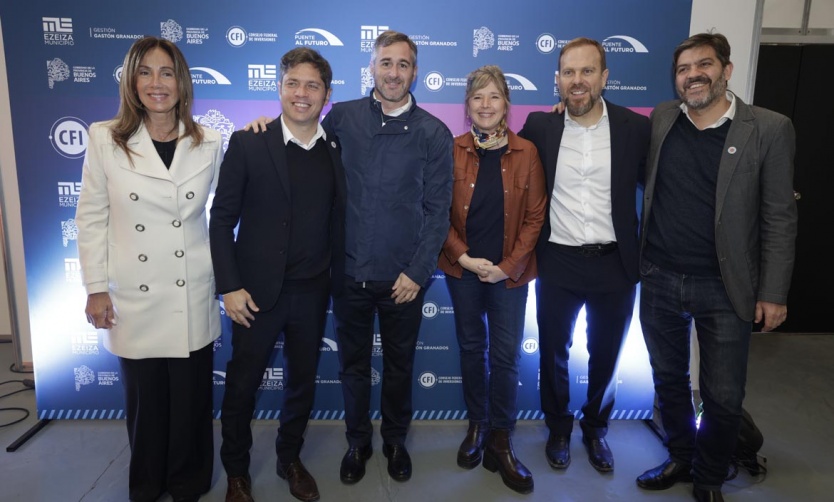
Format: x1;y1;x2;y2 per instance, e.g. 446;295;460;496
727;146;737;154
331;141;337;149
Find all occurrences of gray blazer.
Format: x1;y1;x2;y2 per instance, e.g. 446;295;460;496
640;94;798;321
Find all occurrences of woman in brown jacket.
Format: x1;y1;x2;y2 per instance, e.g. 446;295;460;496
438;65;546;494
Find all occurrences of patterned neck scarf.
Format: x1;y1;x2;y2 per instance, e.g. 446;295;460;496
471;124;508;150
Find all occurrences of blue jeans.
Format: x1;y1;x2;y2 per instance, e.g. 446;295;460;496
639;259;751;490
446;271;528;430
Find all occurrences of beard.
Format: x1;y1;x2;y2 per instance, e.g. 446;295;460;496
679;73;728;110
374;78;409;106
565;85;600;118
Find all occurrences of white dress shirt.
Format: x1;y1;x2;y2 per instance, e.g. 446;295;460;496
280;115;327;150
549;98;616;246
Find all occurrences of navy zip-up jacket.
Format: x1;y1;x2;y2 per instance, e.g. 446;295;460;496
322;94;453;287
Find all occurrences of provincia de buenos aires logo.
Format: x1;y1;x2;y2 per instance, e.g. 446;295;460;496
160;18;210;45
473;26;519;57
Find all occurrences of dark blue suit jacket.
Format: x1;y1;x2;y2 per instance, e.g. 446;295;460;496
519;100;650;284
209;118;347;310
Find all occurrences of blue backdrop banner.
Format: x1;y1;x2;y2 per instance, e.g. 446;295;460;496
0;0;691;420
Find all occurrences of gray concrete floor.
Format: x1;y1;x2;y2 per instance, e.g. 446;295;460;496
0;332;831;501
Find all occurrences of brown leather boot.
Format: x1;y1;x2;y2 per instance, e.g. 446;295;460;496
457;423;487;469
482;429;534;494
225;475;254;502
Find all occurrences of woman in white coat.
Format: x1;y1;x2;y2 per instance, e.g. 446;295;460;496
75;36;222;502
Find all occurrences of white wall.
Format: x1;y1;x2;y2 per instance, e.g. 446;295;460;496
0;1;767;369
689;0;762;102
0;15;10;339
0;240;10;337
0;17;33;369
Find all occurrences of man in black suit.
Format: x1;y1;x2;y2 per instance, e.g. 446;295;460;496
209;48;345;502
519;37;650;474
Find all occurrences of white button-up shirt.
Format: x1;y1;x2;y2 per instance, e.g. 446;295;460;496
281;115;326;150
549;98;616;246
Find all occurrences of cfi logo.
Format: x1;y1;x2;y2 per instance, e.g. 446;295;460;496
536;33;557;54
50;117;89;159
113;65;123;83
424;71;444;92
418;371;437;389
226;26;247;47
422;301;439;319
160;19;183;42
522;337;539;354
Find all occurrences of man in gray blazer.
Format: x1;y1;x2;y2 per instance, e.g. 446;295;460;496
635;33;797;502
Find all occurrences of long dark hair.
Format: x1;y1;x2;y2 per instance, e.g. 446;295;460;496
111;36;203;160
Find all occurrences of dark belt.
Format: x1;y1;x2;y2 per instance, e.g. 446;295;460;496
550;241;618;257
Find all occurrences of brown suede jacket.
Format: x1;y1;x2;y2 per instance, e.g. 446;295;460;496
438;129;546;288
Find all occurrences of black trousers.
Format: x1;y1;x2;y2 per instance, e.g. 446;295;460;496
118;342;214;502
536;242;636;439
219;283;329;476
333;275;425;447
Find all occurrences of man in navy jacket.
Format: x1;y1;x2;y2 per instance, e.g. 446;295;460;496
322;30;453;485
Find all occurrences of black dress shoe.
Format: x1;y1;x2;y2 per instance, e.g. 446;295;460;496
693;487;725;502
225;475;254;502
582;436;614;472
545;434;571;469
277;459;320;502
636;458;693;490
457;423;487;469
339;444;373;484
382;443;412;482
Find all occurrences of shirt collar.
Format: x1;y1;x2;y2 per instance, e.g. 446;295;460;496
280;115;326;150
680;91;736;129
564;97;609;129
373;91;413;117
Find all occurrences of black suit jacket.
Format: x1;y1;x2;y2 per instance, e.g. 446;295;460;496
209;118;346;310
518;101;650;284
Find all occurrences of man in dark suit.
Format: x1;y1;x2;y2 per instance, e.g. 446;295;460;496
519;37;650;474
635;33;797;502
209;48;345;502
